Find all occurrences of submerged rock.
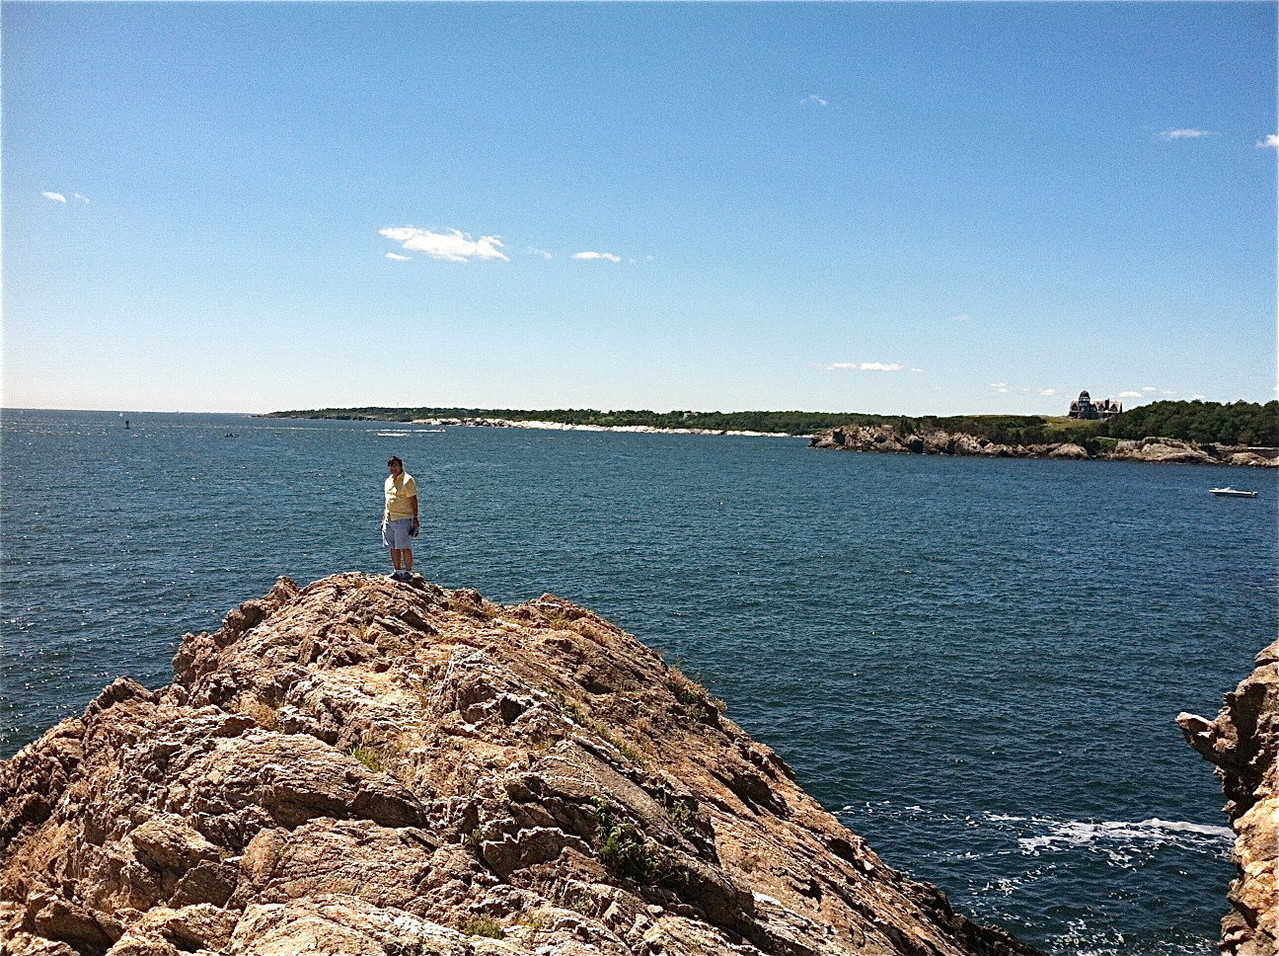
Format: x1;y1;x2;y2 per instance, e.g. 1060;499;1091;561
1;573;1040;956
1178;641;1279;956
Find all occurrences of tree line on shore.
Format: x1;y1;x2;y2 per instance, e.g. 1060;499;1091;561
268;399;1279;447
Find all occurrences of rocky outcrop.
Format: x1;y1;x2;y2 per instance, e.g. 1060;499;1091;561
810;425;1279;467
1;574;1039;956
1178;641;1279;956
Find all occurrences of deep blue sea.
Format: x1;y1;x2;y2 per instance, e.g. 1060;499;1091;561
3;409;1276;954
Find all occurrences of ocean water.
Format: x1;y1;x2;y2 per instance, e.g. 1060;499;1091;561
2;408;1275;954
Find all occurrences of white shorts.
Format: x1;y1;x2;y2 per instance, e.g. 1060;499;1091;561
382;518;416;550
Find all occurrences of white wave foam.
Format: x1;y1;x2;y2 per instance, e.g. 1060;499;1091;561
1017;817;1231;857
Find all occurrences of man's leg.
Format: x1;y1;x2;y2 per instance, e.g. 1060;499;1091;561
403;548;413;574
391;548;404;572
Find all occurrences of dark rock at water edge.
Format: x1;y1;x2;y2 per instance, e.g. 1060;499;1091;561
1;573;1042;956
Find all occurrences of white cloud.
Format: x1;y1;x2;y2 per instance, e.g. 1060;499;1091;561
385;253;410;261
73;193;90;203
41;191;67;203
1118;391;1143;399
1257;134;1279;149
572;251;622;263
801;95;829;107
951;314;972;322
526;247;554;260
1141;386;1158;392
379;226;509;263
827;362;905;372
1037;388;1059;396
1160;128;1213;141
990;383;1010;393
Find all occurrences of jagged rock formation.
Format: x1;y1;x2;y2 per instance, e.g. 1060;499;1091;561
810;425;1278;467
1;574;1040;956
1178;641;1279;956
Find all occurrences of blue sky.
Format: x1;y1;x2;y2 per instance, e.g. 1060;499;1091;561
3;2;1276;416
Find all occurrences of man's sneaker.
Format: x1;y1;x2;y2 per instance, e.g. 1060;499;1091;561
389;570;410;582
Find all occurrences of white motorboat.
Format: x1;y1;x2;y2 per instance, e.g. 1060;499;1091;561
1209;487;1258;498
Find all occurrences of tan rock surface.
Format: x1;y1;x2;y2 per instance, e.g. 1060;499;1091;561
810;425;1279;467
1;574;1039;956
1178;641;1279;956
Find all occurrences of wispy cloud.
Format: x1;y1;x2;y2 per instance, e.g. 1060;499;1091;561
1036;388;1059;396
572;251;622;263
379;226;509;263
990;383;1010;393
1159;128;1213;141
827;362;905;372
801;94;829;107
1257;134;1279;149
951;314;973;322
73;193;90;203
41;191;67;203
1118;391;1143;399
385;253;410;262
526;247;554;260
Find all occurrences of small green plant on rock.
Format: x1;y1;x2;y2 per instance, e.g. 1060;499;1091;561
666;801;697;840
588;720;645;765
516;912;548;933
672;678;722;725
459;915;505;939
553;690;587;725
544;609;576;629
592;798;664;884
674;683;701;707
463;827;483;855
350;744;385;773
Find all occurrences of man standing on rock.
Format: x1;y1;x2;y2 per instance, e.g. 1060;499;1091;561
382;456;419;582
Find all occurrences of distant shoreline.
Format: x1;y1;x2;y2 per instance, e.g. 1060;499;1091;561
404;417;801;438
265;402;1279;466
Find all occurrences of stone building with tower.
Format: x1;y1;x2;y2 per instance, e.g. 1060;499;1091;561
1068;390;1123;420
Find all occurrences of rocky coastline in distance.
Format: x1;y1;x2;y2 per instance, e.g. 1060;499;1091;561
267;400;1279;467
1;573;1043;956
809;424;1279;468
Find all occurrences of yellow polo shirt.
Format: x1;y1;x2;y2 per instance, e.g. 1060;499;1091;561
384;473;418;521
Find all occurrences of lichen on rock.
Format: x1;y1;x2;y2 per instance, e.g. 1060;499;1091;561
2;573;1042;955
